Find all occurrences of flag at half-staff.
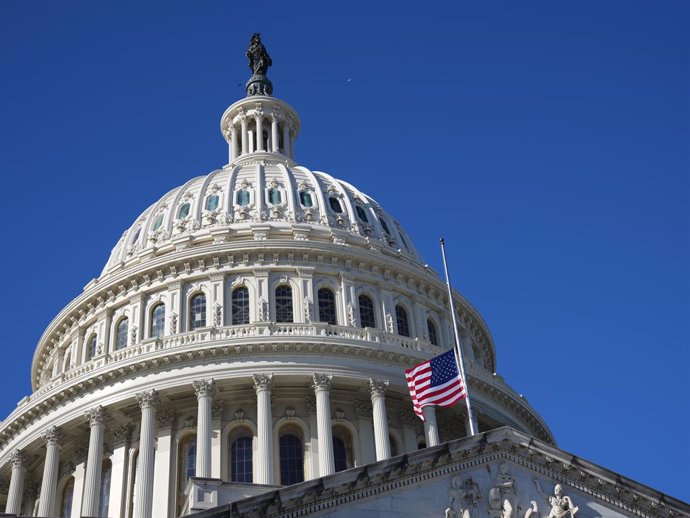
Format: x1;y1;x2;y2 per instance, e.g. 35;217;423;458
405;349;466;421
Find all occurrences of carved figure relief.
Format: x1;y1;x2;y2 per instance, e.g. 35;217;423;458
534;481;578;518
214;303;223;327
258;298;269;321
304;298;312;323
489;463;518;518
170;312;178;334
448;476;481;518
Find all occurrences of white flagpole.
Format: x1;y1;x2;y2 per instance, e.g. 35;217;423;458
440;238;477;436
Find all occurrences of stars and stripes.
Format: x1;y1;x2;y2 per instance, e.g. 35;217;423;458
405;349;466;421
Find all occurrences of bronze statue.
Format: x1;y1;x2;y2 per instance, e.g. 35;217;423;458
247;33;272;76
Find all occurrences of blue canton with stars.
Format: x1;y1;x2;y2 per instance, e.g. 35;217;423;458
430;350;459;387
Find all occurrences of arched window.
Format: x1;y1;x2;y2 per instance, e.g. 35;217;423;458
275;286;293;323
177;435;196;514
231;287;250;325
116;318;129;350
189;294;206;330
151;304;165;338
205;195;219;211
98;459;112;517
332;427;354;472
358;295;376;328
395;305;410;337
427;319;438;346
379;217;391;235
299;191;313;207
328;197;343;213
87;335;98;359
279;432;304;485
59;477;74;518
317;288;337;325
177;202;191;219
236;190;250;206
229;428;253;483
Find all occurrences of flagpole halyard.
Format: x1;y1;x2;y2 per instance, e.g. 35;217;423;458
440;238;477;436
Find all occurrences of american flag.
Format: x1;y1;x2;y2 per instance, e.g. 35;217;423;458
405;349;466;421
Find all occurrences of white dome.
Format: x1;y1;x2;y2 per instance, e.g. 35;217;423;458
102;163;423;278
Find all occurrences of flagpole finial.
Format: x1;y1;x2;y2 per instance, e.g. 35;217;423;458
440;237;445;245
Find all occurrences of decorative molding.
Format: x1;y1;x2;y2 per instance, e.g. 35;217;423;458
252;373;274;392
211;400;224;419
369;379;389;398
85;405;112;427
156;410;176;428
41;425;64;446
354;400;372;418
311;373;332;392
9;449;29;470
135;389;160;409
193;379;217;399
113;423;134;445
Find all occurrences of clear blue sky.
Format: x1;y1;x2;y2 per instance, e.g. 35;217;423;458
1;0;688;502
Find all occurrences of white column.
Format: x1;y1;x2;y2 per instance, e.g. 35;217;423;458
422;406;440;447
304;397;319;480
369;379;391;461
240;113;248;155
152;410;175;518
38;426;64;517
134;389;160;518
230;126;238;161
255;111;264;151
312;374;334;477
282;124;290;158
82;406;111;517
354;401;376;465
211;402;223;478
193;379;216;478
271;114;279;152
252;374;274;485
70;459;86;518
108;424;133;518
5;449;28;515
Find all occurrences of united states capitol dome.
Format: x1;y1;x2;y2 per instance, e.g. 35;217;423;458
1;35;557;518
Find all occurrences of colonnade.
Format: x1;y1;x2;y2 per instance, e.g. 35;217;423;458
3;376;439;517
227;105;295;162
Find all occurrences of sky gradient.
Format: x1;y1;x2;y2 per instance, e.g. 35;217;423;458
0;0;688;502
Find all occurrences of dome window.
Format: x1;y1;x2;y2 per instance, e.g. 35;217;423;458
328;197;342;213
205;195;220;211
177;202;191;219
229;430;253;483
190;294;207;330
131;227;141;243
236;190;250;207
151;304;165;338
355;205;369;223
427;319;438;346
275;285;293;323
379;217;391;235
87;335;98;359
152;214;164;232
395;305;410;337
115;318;129;350
231;287;250;325
268;188;282;205
299;191;313;208
358;294;376;328
317;287;337;325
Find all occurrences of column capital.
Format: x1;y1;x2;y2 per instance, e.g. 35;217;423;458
369;379;389;398
311;373;332;392
252;373;273;393
135;389;160;410
193;379;217;399
85;405;112;427
41;425;65;446
9;449;29;470
156;410;176;429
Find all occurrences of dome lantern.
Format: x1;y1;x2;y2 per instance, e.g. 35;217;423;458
220;33;300;165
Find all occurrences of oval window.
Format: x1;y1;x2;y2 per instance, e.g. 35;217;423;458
152;214;164;231
299;191;313;208
177;203;191;219
236;190;250;207
269;188;282;205
355;205;368;223
205;195;219;211
328;197;342;213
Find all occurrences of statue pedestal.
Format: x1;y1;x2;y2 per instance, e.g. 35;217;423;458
246;74;273;96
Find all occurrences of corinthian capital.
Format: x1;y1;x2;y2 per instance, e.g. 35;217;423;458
369;379;389;398
252;373;273;393
85;405;112;427
135;389;160;410
311;373;332;392
193;379;217;399
9;449;29;470
41;425;65;446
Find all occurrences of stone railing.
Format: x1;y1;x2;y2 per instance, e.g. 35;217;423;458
29;323;443;402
